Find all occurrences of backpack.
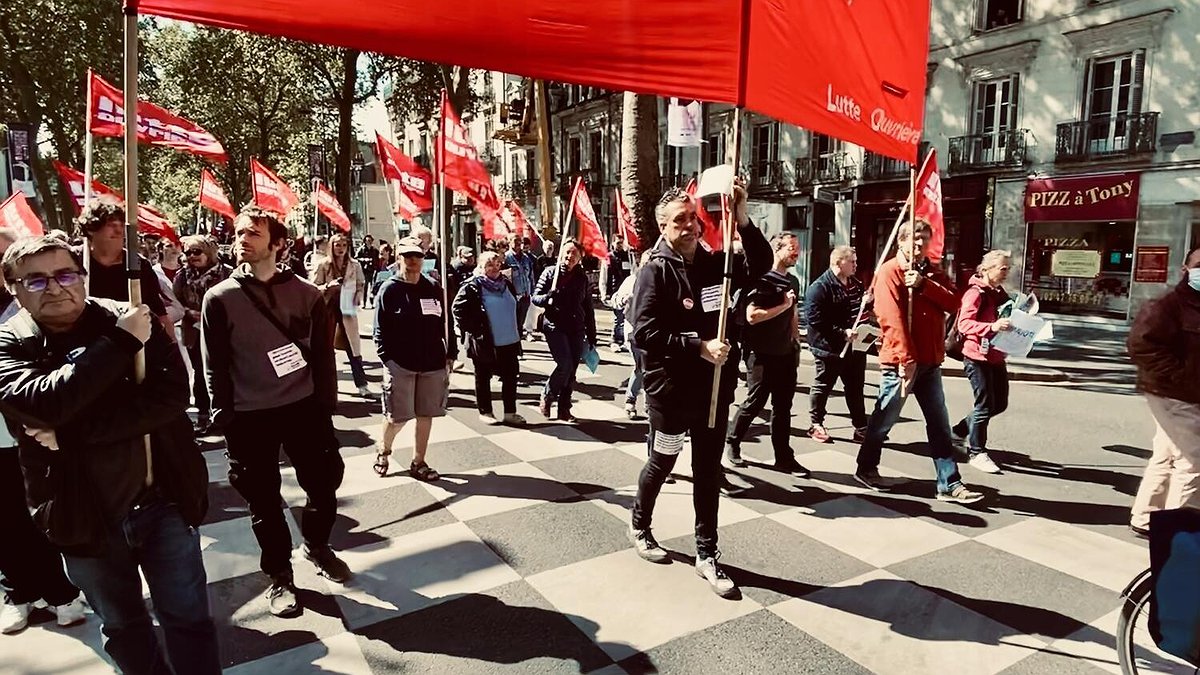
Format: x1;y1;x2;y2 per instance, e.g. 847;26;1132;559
945;285;993;361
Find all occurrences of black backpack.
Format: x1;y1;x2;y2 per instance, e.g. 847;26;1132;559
945;286;994;361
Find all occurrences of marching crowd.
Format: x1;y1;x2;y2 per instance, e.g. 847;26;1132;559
0;181;1196;675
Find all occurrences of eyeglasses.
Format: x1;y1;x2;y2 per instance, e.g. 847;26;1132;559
14;270;85;293
185;249;205;256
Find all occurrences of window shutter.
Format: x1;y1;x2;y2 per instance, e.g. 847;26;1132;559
1010;75;1021;131
1129;49;1146;114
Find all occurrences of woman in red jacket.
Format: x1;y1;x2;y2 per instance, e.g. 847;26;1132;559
953;250;1015;474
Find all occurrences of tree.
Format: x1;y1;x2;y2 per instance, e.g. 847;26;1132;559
620;93;661;250
385;62;484;149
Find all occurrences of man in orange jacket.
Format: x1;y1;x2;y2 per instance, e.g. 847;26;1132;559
854;218;985;504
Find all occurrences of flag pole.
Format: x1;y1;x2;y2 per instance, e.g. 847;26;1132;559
552;176;582;292
83;69;95;291
311;178;321;247
707;106;743;428
122;4;153;487
906;166;916;335
436;92;451;346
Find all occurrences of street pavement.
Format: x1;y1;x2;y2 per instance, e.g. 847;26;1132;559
0;306;1159;674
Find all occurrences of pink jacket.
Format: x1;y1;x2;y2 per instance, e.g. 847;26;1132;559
956;276;1009;364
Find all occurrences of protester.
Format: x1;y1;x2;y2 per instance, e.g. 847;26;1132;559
600;233;634;352
531;238;596;422
0;235;217;671
449;245;476;306
411;225;440;283
312;232;371;397
1126;245;1200;538
951;250;1015;475
505;233;536;338
454;251;525;426
854;218;984;504
726;232;807;475
374;238;456;480
0;231;87;636
627;183;771;598
202;205;348;617
804;245;869;443
76;200;170;332
153;238;187;328
610;250;653;420
533;240;556;285
173;234;231;434
355;234;379;308
304;235;329;277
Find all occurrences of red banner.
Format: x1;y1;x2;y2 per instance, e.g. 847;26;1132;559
314;182;351;233
439;92;501;213
51;161;180;244
250;158;300;216
88;70;227;162
0;193;44;238
198;169;235;219
614;188;641;250
570;179;609;259
375;132;434;219
913;149;944;263
507;200;541;250
685;178;724;252
1024;172;1140;222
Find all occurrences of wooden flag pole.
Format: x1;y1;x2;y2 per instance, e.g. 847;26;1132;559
906;166;916;335
435;94;451;347
123;5;153;487
533;80;555;238
83;70;95;292
707;106;743;428
551;176;582;292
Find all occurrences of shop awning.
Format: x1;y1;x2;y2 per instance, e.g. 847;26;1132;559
135;0;930;162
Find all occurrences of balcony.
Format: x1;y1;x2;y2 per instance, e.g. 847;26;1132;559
556;168;601;196
748;160;786;194
861;151;911;181
1055;112;1159;163
503;179;539;202
796;153;855;184
947;129;1031;172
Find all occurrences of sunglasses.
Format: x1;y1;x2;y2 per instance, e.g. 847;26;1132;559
185;249;206;256
14;270;86;293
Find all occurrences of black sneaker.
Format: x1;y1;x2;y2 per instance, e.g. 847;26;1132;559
1130;524;1150;540
265;576;301;618
854;470;900;492
725;442;746;468
721;473;752;495
304;544;351;583
775;458;811;479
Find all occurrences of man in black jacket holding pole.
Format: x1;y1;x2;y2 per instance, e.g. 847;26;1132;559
627;183;770;598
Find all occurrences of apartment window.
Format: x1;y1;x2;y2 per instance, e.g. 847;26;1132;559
975;0;1022;31
1084;51;1145;149
588;131;603;172
705;132;725;167
568;136;582;173
970;75;1020;163
752;123;778;164
510;155;522;182
811;133;842;180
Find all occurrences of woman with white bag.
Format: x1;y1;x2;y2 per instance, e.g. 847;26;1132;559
313;232;372;397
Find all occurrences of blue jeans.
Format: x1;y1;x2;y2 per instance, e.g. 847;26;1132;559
956;358;1010;454
64;498;219;675
611;308;626;345
625;345;645;405
855;364;963;494
544;329;585;415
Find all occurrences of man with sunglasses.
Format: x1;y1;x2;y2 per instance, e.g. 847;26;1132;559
0;235;217;673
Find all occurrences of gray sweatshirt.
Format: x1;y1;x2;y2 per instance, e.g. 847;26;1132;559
201;266;337;414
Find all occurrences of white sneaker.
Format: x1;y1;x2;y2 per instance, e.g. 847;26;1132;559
478;413;500;426
50;597;87;628
0;599;30;635
695;554;738;599
356;385;374;398
968;452;1002;474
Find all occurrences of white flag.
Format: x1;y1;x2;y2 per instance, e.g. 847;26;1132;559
667;98;703;147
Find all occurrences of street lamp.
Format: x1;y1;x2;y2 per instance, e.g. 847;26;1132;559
350;153;365;238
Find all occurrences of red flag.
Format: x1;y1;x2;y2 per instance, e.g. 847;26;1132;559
250;158;300;216
570;179;608;259
51;161;179;244
375;132;434;219
439;92;501;214
685;178;724;252
913;149;945;263
88;70;227;162
507;200;541;250
0;193;44;238
314;182;352;233
614;188;641;249
198;169;235;219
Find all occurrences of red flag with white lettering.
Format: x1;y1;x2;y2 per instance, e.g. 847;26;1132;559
88;70;227;162
375;132;434;219
685;178;725;252
614;188;641;249
250;158;300;216
198;169;235;219
570;179;609;259
508;200;541;250
0;193;44;238
913;149;944;263
314;182;351;233
438;91;501;214
51;161;180;244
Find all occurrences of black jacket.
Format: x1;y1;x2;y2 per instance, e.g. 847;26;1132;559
804;268;866;358
532;265;597;344
0;299;207;556
374;275;459;371
453;275;521;364
629;223;771;421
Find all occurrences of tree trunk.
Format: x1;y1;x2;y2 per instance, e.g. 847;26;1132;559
334;48;359;212
619;93;661;252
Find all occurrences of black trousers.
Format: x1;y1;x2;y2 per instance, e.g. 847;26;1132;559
474;343;521;415
185;340;211;420
516;296;531;333
809;351;869;429
632;408;728;559
728;349;799;462
224;396;345;578
0;449;79;605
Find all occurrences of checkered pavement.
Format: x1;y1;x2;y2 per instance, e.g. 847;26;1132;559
0;328;1151;675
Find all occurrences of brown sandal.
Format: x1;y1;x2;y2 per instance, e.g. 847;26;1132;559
373;447;391;477
409;461;440;482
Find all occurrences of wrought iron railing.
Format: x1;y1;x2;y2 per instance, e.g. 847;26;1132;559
947;129;1031;171
1055;112;1158;162
861;151;910;180
748;160;786;193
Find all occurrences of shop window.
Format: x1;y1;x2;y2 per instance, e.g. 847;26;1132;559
1083;51;1146;153
1024;221;1135;319
976;0;1022;31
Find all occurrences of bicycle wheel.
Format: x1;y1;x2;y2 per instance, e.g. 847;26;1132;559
1117;569;1196;674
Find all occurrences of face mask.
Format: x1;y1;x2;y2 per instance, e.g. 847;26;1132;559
1189;267;1200;292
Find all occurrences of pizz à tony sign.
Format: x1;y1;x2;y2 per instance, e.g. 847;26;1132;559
1025;172;1140;222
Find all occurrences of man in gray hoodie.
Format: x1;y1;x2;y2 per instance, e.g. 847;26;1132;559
202;205;346;618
